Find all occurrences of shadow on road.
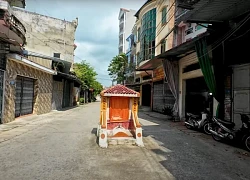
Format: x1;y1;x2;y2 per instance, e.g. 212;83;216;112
56;106;79;111
91;128;99;144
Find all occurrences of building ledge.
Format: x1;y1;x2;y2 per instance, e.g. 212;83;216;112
7;53;57;75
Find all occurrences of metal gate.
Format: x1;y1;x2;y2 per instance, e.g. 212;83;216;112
63;80;71;108
153;81;164;112
0;70;4;123
232;64;250;129
153;80;175;113
15;76;35;118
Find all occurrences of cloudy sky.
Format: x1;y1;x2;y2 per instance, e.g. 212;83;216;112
25;0;146;87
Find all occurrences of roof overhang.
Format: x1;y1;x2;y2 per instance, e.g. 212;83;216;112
136;58;162;71
137;32;209;71
177;0;250;24
102;93;140;97
7;53;57;75
56;71;82;85
134;0;153;18
118;8;129;20
27;51;72;67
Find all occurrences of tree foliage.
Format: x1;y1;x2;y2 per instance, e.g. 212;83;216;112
74;61;103;96
107;53;128;84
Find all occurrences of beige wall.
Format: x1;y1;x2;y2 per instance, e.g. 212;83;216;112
135;0;156;78
27;56;52;69
155;0;175;56
13;8;78;66
3;59;53;123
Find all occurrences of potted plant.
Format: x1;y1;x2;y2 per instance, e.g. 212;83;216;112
162;106;174;120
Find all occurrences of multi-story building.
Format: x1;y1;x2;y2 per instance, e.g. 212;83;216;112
12;8;80;111
131;0;176;113
13;8;78;68
0;0;29;123
133;0;210;119
118;8;136;54
0;1;80;124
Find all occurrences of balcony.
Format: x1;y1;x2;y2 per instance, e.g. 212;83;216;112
119;19;124;25
0;0;26;52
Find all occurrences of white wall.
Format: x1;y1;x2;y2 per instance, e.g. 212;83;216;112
13;8;78;65
124;10;136;53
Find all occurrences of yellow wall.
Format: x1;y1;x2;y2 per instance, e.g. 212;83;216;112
155;0;175;56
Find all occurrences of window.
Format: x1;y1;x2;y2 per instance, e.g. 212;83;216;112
54;53;60;58
185;27;193;35
137;27;141;42
161;39;166;54
137;52;140;65
140;8;156;61
162;7;167;24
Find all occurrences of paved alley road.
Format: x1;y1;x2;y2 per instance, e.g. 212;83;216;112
0;102;250;180
0;102;174;180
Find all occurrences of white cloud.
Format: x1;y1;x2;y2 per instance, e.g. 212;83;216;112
25;0;146;86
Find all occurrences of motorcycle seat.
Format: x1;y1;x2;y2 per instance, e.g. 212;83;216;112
187;113;199;118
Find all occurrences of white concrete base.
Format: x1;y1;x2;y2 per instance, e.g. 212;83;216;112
97;124;101;137
98;129;108;148
135;127;144;147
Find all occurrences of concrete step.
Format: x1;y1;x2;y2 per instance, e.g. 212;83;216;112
107;129;134;137
107;137;136;146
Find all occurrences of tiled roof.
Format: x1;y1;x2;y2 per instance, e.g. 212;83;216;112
101;84;140;97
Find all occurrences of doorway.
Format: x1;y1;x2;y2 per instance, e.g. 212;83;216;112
141;84;151;106
185;77;210;115
63;80;71;108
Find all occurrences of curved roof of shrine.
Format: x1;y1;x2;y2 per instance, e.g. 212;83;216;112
100;84;140;97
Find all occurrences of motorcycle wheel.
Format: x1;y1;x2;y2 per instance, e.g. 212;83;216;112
203;123;211;135
185;119;193;129
212;127;222;141
244;135;250;152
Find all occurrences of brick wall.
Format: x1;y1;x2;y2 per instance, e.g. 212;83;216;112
3;59;53;123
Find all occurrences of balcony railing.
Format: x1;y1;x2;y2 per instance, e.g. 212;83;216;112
119;19;124;25
0;0;26;46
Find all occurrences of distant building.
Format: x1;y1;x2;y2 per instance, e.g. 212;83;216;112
118;8;136;54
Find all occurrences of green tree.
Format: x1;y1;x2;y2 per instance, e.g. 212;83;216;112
107;53;128;84
74;60;103;96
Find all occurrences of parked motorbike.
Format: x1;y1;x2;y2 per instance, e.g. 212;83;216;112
208;114;250;151
185;109;211;135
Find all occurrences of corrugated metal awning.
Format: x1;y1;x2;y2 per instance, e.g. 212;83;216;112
177;0;250;23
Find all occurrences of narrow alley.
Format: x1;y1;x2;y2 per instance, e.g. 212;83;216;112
0;102;249;180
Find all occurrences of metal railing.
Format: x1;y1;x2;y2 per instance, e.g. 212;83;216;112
0;0;26;42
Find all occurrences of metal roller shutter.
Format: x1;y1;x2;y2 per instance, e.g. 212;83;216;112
153;80;175;113
153;80;164;113
15;76;34;118
232;64;250;129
